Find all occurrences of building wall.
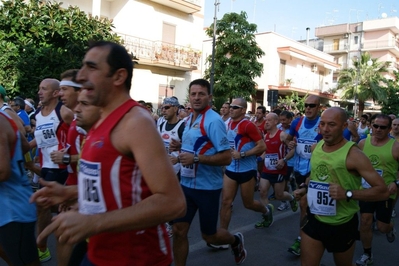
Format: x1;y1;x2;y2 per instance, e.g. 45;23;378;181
60;0;204;110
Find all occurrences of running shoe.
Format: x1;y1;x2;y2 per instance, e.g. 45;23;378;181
287;238;301;256
277;201;289;211
355;253;373;266
386;227;396;243
38;248;51;262
231;232;247;265
207;243;229;250
290;197;298;212
255;204;274;228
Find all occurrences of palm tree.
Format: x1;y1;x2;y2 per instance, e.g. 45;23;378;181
337;52;390;117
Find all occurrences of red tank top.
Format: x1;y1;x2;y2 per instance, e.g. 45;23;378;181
262;129;287;174
80;99;172;266
65;119;85;186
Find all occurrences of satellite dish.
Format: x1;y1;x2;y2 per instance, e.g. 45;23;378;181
381;13;388;18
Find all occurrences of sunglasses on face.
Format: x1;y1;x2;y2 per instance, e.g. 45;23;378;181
230;105;243;110
372;124;388;130
304;104;317;108
185;107;191;110
162;106;172;110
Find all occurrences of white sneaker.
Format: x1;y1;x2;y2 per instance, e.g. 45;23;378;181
355;253;373;266
277;201;289;211
207;243;229;250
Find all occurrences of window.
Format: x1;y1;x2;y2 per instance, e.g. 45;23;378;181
333;39;339;50
279;60;286;85
354;36;359;45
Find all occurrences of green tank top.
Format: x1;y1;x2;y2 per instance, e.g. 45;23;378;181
309;140;360;225
363;137;398;199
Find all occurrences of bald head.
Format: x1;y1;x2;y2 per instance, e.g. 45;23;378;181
266;112;279;122
305;95;320;105
321;107;347;124
234;98;247;109
42;78;60;91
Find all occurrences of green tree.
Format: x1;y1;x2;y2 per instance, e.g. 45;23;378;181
0;0;120;98
277;92;307;113
379;71;399;115
204;11;264;101
337;52;390;116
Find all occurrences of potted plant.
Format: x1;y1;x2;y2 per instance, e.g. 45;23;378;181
285;78;293;86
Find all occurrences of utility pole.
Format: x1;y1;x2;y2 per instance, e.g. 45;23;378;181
210;0;220;100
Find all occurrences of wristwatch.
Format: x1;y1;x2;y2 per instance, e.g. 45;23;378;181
240;151;246;158
283;157;287;163
346;190;353;202
62;154;71;165
193;155;199;163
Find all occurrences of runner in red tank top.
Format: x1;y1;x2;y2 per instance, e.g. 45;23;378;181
31;41;186;266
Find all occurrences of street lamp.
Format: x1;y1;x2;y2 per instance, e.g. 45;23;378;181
210;0;220;100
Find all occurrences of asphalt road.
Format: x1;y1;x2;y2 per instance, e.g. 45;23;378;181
1;191;398;266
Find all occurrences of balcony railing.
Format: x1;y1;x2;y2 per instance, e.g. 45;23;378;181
363;39;399;50
323;43;349;53
118;33;201;70
149;0;201;14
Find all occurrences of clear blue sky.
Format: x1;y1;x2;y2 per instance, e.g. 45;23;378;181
204;0;398;40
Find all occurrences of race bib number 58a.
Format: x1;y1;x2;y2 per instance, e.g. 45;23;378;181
78;160;106;215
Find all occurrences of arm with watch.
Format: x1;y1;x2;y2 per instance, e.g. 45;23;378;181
179;149;232;167
231;139;266;160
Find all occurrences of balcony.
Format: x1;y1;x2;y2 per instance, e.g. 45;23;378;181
322;43;349;54
149;0;201;14
118;33;201;71
362;39;399;57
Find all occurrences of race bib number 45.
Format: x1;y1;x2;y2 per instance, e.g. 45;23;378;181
78;160;106;215
307;181;336;216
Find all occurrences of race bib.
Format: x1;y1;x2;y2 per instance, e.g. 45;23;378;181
308;181;336;216
78;160;106;215
361;169;383;189
264;153;279;170
180;149;196;178
296;139;317;160
35;122;59;148
229;140;235;150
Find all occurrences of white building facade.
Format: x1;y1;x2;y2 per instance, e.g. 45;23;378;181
61;0;205;110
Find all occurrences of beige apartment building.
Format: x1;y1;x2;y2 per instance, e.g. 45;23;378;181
314;16;399;112
60;0;204;110
203;31;339;111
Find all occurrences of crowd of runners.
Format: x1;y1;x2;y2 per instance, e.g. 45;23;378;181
0;41;398;266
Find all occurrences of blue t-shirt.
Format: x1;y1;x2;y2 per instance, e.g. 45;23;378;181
180;107;230;190
289;116;323;176
17;110;30;127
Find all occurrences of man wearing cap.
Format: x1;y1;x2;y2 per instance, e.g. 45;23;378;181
11;97;32;136
158;97;185;178
158;97;185;238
